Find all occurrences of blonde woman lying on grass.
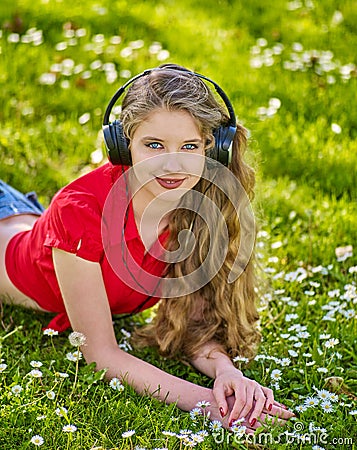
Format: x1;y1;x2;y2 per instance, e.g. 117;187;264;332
0;64;294;432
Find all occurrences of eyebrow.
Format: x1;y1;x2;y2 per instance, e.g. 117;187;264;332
141;136;203;142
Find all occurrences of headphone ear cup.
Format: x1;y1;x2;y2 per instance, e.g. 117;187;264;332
212;127;228;166
113;120;132;165
103;120;132;165
205;128;219;164
211;125;236;166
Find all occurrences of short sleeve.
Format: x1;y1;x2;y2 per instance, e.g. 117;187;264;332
43;188;104;262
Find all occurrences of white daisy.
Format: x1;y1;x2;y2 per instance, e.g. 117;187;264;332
196;400;210;408
297;331;310;339
196;430;208;437
209;420;223;431
162;430;176;436
191;433;205;443
66;351;82;361
30;361;43;368
233;356;249;363
55;406;68;417
43;328;59;336
190;408;202;420
304;396;319;407
319;334;331;340
11;385;23;395
29;369;43;378
30;435;44;446
46;390;55;400
295;404;308;412
316;389;332;401
122;430;135;438
230;424;246;438
62;424;77;432
320;401;334;413
56;372;69;378
109;377;124;391
271;369;282;380
324;338;339;348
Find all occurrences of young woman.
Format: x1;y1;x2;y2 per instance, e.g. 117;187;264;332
0;64;294;431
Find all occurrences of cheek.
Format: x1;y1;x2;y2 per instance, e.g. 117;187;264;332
186;174;201;190
181;153;205;178
131;152;157;185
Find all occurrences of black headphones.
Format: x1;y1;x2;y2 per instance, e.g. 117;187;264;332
102;67;237;167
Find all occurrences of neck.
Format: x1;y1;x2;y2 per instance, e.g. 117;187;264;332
133;191;174;226
130;178;178;232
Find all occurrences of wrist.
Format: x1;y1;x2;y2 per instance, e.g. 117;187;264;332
176;384;213;412
213;354;240;379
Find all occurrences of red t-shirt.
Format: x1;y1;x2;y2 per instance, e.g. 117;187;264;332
5;163;169;332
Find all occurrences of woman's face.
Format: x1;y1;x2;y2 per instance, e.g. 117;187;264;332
129;109;206;203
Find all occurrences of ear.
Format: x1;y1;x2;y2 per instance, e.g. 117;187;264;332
204;131;215;149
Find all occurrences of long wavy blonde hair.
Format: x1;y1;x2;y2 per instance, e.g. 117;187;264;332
120;64;261;360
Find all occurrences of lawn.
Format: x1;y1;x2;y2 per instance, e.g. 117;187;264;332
0;0;356;448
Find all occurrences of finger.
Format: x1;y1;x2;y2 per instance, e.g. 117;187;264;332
261;386;275;412
251;412;288;428
246;388;266;428
273;399;290;410
212;386;229;419
268;404;296;419
227;384;249;426
238;384;264;420
233;418;256;435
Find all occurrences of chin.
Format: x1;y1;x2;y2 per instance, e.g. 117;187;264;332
155;187;190;203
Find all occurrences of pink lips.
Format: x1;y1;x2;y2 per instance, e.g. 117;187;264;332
155;177;186;189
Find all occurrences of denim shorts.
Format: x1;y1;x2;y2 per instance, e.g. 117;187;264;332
0;180;45;220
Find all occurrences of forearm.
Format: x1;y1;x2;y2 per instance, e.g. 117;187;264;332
86;346;214;413
190;341;240;379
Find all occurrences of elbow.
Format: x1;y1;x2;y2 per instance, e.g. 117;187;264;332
81;343;119;371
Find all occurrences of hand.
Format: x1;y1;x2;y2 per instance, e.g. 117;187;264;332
212;367;294;429
226;395;295;434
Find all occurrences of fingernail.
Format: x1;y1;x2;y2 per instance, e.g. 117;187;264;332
268;404;273;411
250;418;256;427
219;407;225;418
229;419;236;428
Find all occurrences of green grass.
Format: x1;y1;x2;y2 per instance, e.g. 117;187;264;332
0;0;356;448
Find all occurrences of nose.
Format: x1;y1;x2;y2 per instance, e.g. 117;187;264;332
160;152;184;174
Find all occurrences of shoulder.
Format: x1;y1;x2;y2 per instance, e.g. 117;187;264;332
52;163;127;208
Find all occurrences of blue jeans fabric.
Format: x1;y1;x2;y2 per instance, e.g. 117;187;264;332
0;180;45;220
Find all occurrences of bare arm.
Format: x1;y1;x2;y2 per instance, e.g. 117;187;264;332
190;341;238;379
52;248;217;414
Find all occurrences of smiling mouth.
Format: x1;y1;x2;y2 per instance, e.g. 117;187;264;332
155;177;187;189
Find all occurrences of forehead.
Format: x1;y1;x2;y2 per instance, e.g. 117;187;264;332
133;109;202;138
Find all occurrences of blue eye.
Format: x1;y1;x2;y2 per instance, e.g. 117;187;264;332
182;143;198;150
146;142;163;150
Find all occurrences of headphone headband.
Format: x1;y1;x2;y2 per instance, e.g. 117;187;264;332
102;66;237;166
